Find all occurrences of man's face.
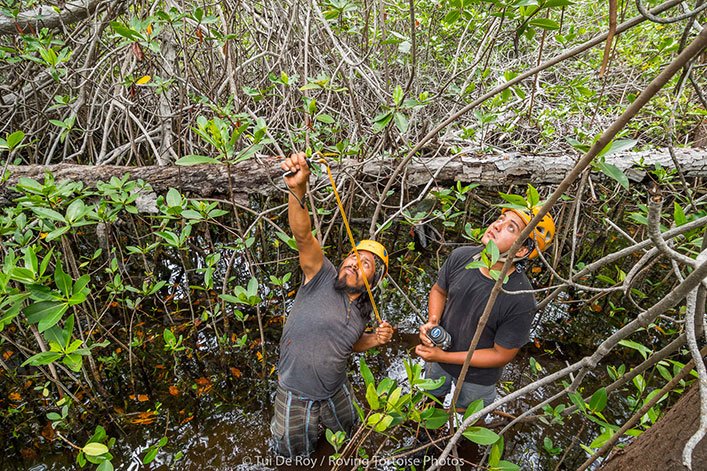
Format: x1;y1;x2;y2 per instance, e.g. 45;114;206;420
481;211;528;256
337;250;377;293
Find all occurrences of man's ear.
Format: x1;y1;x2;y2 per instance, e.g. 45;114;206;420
514;244;530;259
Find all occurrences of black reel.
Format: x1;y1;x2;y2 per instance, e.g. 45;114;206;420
426;325;452;350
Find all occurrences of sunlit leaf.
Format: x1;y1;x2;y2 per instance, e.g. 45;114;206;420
360;358;374;387
596;161;629;190
462;426;500;445
25;301;68;332
421;407;448;429
588;387;607;413
22;351;62;367
529;18;560;30
366;383;380;410
82;442;109;457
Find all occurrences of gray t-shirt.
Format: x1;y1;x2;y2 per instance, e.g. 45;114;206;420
277;257;367;400
436;246;536;386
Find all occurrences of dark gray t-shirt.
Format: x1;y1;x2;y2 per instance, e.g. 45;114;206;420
277;257;367;400
436;246;536;386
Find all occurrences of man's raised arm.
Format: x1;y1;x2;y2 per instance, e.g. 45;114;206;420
281;152;323;283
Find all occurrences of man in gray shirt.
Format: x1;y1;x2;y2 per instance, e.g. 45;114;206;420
417;205;555;410
271;152;394;458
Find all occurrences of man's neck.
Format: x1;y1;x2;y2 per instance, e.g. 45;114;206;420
480;262;515;279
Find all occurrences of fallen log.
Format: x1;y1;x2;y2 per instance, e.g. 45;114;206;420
0;0;112;36
1;148;705;202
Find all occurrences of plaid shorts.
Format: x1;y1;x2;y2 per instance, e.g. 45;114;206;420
271;381;357;458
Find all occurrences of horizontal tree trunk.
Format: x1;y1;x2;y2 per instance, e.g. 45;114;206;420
2;148;705;202
395;146;707;187
0;0;109;36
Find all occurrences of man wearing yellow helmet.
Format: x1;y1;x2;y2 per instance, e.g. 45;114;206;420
271;152;394;458
416;203;555;410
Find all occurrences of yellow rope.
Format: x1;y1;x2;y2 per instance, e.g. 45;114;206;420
317;157;383;324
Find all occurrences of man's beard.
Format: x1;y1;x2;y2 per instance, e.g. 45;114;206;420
334;275;366;295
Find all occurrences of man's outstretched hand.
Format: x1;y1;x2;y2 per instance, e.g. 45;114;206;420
281;152;310;192
375;321;394;346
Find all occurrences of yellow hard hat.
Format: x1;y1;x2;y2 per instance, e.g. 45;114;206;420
501;207;555;259
351;240;389;276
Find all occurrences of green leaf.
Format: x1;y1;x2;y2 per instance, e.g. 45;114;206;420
568;391;586;413
377;377;395;396
489;436;505;466
596;161;629;190
96;461;114;471
529;18;560;30
316;114;335;124
618;339;651;359
588;387;608;413
443;9;460;24
110;22;144;41
143;446;159;464
372;111;393;133
54;262;72;297
463;399;485;421
415;376;446;391
25;301;68;332
156;231;180;247
487;240;500;265
393;112;409;134
589;429;613;449
360;358;374;387
73;275;90;296
544;0;574;6
32;207;65;222
392;85;404;106
300;82;322;91
10;267;36;284
598;139;637;157
275;231;298;251
386;387;402;411
462;426;500;445
219;294;241;304
83;442;109;457
366;383;380;410
22;351;62;367
498;192;528;208
526;184;540;207
421;407;449;429
495;461;521;471
175;155;221;165
6;130;25;150
373;414;393;432
46;226;70;242
247;277;258;297
63;353;83;372
65;199;85;223
566;137;590;153
325;429;335;447
166;188;182;207
673;202;687;227
49;119;69;129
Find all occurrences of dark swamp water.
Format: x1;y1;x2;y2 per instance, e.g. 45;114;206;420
3;228;691;471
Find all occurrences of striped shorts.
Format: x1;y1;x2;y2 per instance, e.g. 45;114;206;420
270;381;357;458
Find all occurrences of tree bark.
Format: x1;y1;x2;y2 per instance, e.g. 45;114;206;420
0;0;108;35
600;383;707;471
1;148;705;201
